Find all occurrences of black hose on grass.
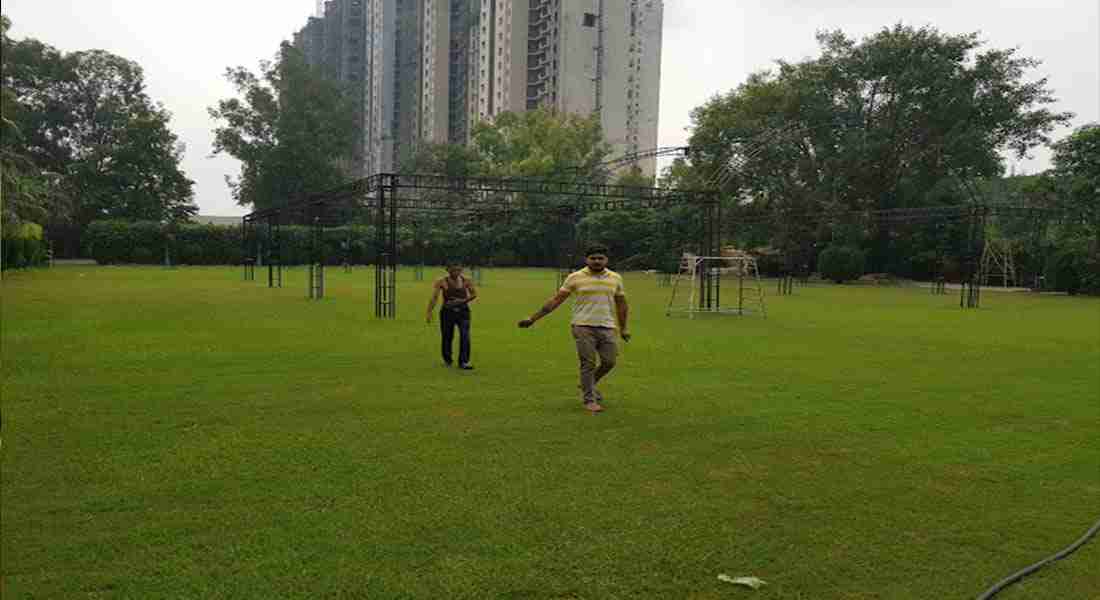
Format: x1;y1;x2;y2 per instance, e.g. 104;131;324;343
976;516;1100;600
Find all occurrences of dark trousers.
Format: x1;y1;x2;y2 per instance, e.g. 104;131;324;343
440;307;471;365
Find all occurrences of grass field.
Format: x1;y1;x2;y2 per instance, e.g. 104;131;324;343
2;265;1098;599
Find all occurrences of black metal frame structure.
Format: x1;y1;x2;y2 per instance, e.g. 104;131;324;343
241;168;1063;317
243;173;719;318
726;201;1059;308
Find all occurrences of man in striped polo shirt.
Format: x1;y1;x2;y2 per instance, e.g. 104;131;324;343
518;243;631;413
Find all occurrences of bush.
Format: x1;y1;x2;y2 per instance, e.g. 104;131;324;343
616;253;653;271
2;223;48;269
132;246;155;264
489;249;520;267
84;220;248;265
1045;239;1099;295
818;245;866;283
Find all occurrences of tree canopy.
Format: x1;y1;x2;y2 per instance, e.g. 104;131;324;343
2;15;196;228
209;42;359;212
681;24;1073;272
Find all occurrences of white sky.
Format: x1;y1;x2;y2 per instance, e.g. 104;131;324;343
5;1;1098;217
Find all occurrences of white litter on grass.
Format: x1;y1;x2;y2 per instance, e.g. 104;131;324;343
717;574;767;589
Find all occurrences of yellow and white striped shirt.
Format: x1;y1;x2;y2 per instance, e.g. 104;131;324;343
561;267;626;329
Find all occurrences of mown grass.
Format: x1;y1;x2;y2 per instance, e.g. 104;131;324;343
2;265;1098;599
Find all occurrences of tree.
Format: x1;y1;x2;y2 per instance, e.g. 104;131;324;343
471;108;611;180
470;108;613;265
1045;124;1100;293
3;19;196;227
1;14;61;229
684;24;1073;274
1050;124;1100;243
210;42;358;212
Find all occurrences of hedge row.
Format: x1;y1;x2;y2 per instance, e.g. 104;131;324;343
2;223;50;270
82;221;533;267
84;221;246;265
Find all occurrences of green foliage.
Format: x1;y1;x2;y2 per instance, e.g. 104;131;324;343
818;244;866;283
683;24;1072;274
397;110;616;267
2;18;196;228
1;15;60;228
1050;124;1100;253
470;108;611;179
82;221;401;266
209;42;358;211
1045;237;1100;295
84;221;245;265
1;221;47;269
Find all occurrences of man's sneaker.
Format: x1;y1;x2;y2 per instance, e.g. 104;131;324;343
458;363;474;370
584;401;604;413
578;386;604;404
443;361;453;368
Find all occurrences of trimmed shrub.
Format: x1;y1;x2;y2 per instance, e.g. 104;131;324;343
132;246;155;264
1045;239;1099;295
2;223;49;269
818;245;866;283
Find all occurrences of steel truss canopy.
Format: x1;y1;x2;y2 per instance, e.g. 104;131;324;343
243;172;716;223
241;173;721;318
240;170;1070;317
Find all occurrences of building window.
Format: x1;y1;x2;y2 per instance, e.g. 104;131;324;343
583;13;597;27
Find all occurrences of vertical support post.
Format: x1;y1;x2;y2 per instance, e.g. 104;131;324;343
309;209;325;300
273;217;282;288
242;219;252;281
267;217;276;288
375;175;398;318
960;206;985;308
557;205;578;289
738;264;745;316
698;197;721;310
413;219;424;281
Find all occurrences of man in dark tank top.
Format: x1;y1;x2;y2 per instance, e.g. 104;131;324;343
427;261;478;369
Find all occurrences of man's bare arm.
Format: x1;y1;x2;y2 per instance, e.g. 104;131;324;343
518;289;571;327
615;295;630;340
426;281;442;321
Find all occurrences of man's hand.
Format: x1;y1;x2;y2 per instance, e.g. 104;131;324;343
620;330;632;342
518;319;535;328
426;313;433;325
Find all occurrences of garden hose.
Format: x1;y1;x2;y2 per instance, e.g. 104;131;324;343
976;515;1100;599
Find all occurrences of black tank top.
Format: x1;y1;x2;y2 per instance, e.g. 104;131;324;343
443;276;468;308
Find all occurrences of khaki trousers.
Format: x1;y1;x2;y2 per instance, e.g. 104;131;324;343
571;325;618;404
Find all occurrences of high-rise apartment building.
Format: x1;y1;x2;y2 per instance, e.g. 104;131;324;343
295;0;662;177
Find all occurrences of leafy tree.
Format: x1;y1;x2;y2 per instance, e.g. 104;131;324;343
471;108;611;180
399;142;483;178
385;110;615;266
1043;124;1100;293
210;42;358;212
60;50;196;224
684;24;1073;273
1;15;61;229
818;244;867;283
1050;124;1100;245
3;19;196;228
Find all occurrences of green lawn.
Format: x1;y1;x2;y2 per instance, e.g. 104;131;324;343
2;265;1098;599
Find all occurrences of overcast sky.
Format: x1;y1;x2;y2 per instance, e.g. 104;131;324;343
5;1;1098;217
